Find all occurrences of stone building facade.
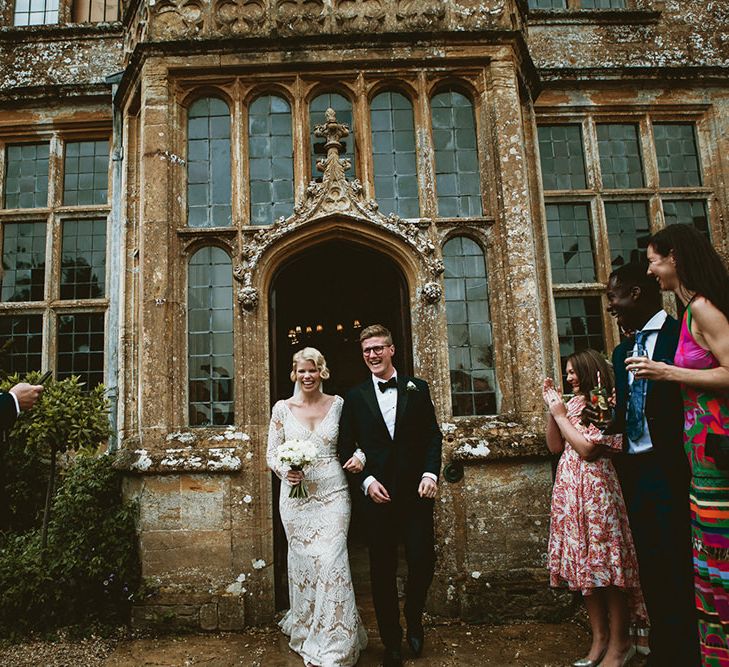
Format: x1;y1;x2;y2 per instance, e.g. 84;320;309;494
0;0;727;629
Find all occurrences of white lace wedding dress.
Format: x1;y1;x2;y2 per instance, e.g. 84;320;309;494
267;395;367;667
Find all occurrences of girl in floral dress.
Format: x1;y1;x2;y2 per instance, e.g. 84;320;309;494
544;349;646;667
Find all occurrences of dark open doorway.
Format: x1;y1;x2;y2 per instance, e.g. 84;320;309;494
268;239;412;609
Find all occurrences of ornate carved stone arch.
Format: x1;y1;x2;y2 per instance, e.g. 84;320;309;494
233;108;445;310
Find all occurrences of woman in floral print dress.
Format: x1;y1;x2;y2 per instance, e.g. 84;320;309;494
544;349;646;667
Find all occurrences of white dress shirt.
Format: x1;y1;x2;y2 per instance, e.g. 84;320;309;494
626;309;668;455
362;371;437;495
8;391;19;415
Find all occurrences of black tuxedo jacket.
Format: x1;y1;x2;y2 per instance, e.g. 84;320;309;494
612;315;686;473
338;375;442;501
0;392;17;432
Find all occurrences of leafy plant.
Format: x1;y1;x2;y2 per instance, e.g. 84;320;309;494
1;373;111;549
0;454;140;637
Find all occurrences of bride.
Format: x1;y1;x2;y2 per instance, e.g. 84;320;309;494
267;347;368;667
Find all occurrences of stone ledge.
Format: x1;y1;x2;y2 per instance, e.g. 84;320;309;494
116;427;252;473
443;418;547;462
527;9;661;27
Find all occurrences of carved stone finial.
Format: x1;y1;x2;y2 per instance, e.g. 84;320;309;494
422;281;443;304
237;286;259;311
314;108;350;149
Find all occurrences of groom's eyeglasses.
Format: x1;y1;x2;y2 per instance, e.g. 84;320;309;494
362;345;388;356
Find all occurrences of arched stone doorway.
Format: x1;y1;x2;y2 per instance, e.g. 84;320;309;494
268;239;413;608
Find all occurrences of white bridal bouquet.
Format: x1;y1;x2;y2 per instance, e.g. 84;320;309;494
277;439;319;498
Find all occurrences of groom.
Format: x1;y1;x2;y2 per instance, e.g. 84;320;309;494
339;324;442;667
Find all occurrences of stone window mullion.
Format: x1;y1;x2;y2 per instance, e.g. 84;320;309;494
353;74;373;201
48;133;63;211
583;116;600;192
231;92;245;228
641;115;660;192
415;72;437;219
291;78;308;205
47;211;61;303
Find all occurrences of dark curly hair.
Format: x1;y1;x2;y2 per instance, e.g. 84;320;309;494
648;224;729;322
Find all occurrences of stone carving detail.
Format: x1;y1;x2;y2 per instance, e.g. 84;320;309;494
237;285;260;311
450;0;507;30
153;0;205;38
123;0;150;62
396;0;445;30
123;0;519;53
422;281;442;304
275;0;327;35
334;0;386;33
214;0;266;35
234;108;444;310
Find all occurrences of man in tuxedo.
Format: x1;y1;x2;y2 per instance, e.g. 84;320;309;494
0;382;43;432
606;262;699;666
339;324;442;667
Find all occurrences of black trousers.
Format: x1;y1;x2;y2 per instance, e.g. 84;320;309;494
614;451;700;667
364;495;435;649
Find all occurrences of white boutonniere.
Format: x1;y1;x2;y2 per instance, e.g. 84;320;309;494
406;381;418;392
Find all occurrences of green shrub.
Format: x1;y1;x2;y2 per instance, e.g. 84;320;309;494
0;454;140;637
1;373;111;549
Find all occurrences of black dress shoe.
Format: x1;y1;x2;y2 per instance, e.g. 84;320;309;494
407;626;424;657
382;646;403;667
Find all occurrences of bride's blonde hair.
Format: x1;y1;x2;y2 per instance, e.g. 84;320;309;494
290;347;330;382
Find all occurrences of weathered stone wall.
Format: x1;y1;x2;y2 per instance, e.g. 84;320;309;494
120;432;276;629
529;0;729;78
0;21;123;103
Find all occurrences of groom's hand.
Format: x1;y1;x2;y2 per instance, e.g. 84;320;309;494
418;477;438;499
368;480;391;504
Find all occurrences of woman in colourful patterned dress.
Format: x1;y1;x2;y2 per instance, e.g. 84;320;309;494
544;349;645;667
629;224;729;666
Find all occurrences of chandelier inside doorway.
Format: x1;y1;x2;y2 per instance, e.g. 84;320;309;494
287;319;362;346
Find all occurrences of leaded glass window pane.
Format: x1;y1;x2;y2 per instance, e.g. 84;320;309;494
4;143;49;209
546;203;596;283
605;201;650;269
528;0;566;7
72;0;121;22
63;140;109;206
653;123;702;187
249;95;294;226
597;124;644;189
432;91;482;218
1;222;46;302
538;125;587;190
555;296;605;380
57;313;105;389
662;199;709;237
370;92;419;218
0;314;42;375
13;0;59;26
444;236;496;416
187;98;232;228
188;247;234;426
310;93;355;180
582;0;625;8
61;219;106;300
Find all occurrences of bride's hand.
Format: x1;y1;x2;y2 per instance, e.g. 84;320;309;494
342;456;364;473
286;470;304;484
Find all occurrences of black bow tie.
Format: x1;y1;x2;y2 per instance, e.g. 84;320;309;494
378;377;398;393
